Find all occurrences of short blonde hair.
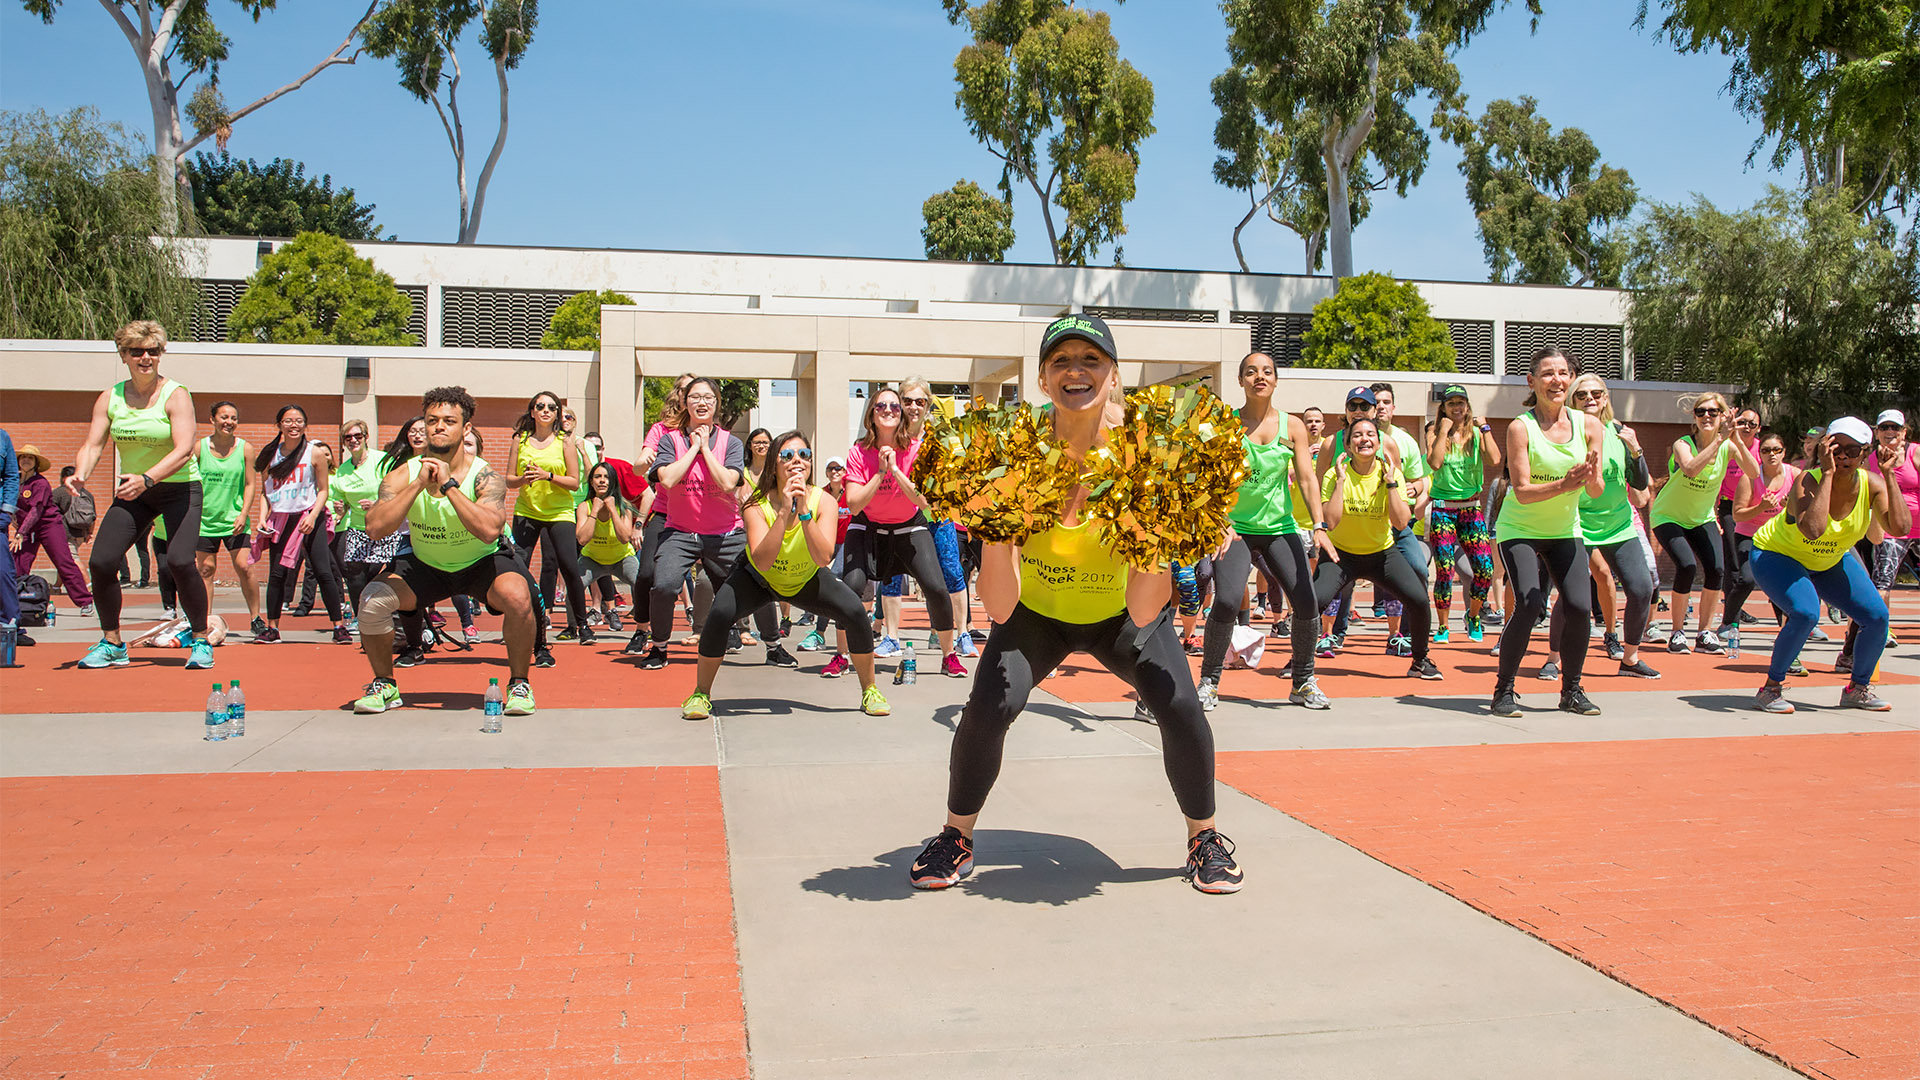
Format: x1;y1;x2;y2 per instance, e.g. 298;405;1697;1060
340;419;370;442
1681;390;1730;421
113;320;168;352
1570;373;1617;425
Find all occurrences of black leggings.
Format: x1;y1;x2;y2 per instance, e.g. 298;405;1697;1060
1550;534;1656;651
266;525;344;622
1653;519;1724;595
948;603;1216;820
89;481;206;635
155;533;177;612
1719;529;1758;628
512;515;588;632
1206;532;1317;685
635;512;668;599
700;565;872;659
1311;545;1431;661
840;520;953;633
1499;536;1591;687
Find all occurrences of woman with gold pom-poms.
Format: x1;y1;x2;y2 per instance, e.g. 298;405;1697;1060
905;314;1245;897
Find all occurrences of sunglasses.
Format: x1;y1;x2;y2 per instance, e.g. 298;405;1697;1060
532;401;559;412
779;447;813;462
1834;443;1866;457
872;402;902;415
1760;445;1786;454
1735;417;1757;425
1694;407;1722;417
343;432;367;443
1879;423;1903;430
122;346;163;357
1346;401;1370;411
1572;390;1605;401
903;397;931;409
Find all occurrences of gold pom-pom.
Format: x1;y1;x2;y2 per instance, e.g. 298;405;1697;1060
1083;383;1247;570
911;400;1080;544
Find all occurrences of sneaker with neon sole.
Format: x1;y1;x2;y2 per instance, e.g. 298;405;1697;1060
353;679;403;714
1184;828;1244;894
909;826;973;890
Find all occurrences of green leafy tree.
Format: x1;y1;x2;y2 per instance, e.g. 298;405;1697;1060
1640;0;1918;220
17;0;379;233
186;152;384;239
1625;187;1919;431
0;108;197;340
1450;96;1637;286
227;230;416;345
942;0;1155;266
922;180;1017;261
1215;0;1537;279
542;289;633;350
1300;270;1459;371
364;0;537;244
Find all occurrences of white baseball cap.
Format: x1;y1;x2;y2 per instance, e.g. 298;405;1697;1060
1826;416;1873;445
1876;409;1907;428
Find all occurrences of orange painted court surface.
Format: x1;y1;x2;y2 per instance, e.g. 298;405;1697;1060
0;767;747;1079
1219;732;1920;1080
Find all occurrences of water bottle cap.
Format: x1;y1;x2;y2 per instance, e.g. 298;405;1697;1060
211;682;222;690
489;677;500;684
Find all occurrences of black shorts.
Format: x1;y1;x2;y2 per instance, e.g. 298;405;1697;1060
194;531;251;554
388;549;531;612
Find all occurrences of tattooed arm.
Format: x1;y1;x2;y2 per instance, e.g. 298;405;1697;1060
446;461;509;543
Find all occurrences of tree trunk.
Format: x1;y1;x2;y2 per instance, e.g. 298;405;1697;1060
1321;48;1380;283
459;48;514;245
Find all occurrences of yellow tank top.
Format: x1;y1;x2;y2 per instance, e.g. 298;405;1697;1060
755;489;823;596
1753;468;1873;571
512;434;574;521
1019;515;1129;623
580;512;636;564
1321;459;1395;556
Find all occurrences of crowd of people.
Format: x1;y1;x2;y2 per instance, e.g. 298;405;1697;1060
2;316;1915;893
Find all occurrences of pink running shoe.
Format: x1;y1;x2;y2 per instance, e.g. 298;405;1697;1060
942;653;967;679
820;654;852;678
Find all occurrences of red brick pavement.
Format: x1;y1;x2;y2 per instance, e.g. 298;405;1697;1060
0;768;747;1079
1218;732;1920;1080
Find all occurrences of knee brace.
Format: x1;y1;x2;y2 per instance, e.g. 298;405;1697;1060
358;581;402;634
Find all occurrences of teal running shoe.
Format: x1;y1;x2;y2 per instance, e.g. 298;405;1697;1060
79;639;130;668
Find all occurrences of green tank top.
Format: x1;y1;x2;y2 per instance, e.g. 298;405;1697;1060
1753;468;1873;571
1651;436;1733;528
512;434;574;522
573;438;601;507
1496;410;1586;541
752;490;824;596
195;437;249;535
108;379;198;484
1020;515;1129;624
405;457;500;571
1228;425;1298;535
1428;432;1484;501
330;452;387;532
1579;425;1638;547
580;509;637;565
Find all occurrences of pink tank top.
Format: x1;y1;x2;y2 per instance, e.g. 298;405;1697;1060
661;429;743;535
1868;443;1920;540
844;438;923;524
1735;464;1798;537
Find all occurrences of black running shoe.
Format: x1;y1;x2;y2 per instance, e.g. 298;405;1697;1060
639;645;669;670
556;627;578;641
624;630;650;655
1617;659;1661;679
1408;657;1443;680
1490;685;1520;718
765;644;800;669
1559;686;1602;715
909;826;974;890
533;646;556;669
726;626;743;654
578;627;597;646
1184;828;1244;894
394;646;425;668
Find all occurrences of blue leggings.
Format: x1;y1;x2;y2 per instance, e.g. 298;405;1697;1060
1752;549;1886;685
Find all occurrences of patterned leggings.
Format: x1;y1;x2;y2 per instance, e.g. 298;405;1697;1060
1428;504;1495;613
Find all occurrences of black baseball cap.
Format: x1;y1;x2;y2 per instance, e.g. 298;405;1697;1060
1439;383;1468;400
1040;313;1118;362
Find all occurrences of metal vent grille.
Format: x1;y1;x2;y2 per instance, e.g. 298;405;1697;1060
1230;312;1313;367
1083;306;1218;324
1504;321;1624;380
441;287;578;348
399;285;428;345
190;278;249;342
1447;319;1495;375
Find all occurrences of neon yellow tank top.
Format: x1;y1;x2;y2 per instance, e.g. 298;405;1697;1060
1496;410;1585;541
405;457;500;571
580;512;636;565
1753;468;1873;571
108;379;198;483
512;435;574;522
753;489;824;596
1019;515;1129;623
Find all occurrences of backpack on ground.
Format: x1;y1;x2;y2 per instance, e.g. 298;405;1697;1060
16;575;51;627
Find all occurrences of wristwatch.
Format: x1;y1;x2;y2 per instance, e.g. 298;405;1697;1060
1313;521;1330;532
1478;424;1491;434
439;478;460;496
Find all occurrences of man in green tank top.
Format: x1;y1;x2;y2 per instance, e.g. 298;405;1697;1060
350;386;544;716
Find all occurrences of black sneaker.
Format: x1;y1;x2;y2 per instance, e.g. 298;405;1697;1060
1603;632;1624;662
909;826;974;890
1408;657;1443;680
1490;685;1521;718
578;627;598;646
638;645;669;670
726;626;743;654
1184;828;1244;894
533;646;556;669
765;644;800;669
1618;659;1661;679
290;604;314;618
556;627;579;641
1559;686;1602;716
394;646;425;668
250;616;267;636
624;630;650;655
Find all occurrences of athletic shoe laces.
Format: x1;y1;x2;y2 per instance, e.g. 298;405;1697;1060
1189;829;1237;873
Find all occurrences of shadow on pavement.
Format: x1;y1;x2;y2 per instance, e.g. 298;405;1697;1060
801;829;1182;907
929;700;1097;734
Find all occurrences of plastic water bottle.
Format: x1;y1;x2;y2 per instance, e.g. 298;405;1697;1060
482;677;503;733
895;642;917;685
0;623;16;668
226;680;246;737
203;682;229;741
1726;624;1740;660
45;604;55;627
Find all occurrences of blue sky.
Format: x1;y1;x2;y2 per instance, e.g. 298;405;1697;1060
2;1;1781;282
